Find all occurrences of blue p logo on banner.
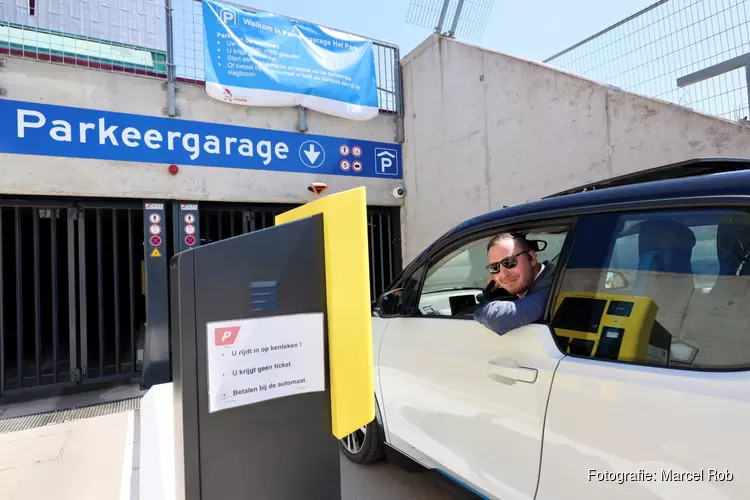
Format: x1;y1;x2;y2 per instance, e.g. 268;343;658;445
220;8;237;26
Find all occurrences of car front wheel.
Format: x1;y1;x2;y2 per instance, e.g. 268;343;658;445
339;416;385;464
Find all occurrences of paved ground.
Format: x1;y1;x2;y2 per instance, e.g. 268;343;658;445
0;411;136;500
341;454;481;500
0;388;480;500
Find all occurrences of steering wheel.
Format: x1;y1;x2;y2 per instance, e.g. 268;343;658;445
453;282;514;317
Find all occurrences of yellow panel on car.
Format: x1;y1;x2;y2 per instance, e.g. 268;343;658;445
275;187;374;439
552;292;671;365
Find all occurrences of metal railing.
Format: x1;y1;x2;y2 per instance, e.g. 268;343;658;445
0;0;168;78
544;0;750;121
0;0;402;115
406;0;495;41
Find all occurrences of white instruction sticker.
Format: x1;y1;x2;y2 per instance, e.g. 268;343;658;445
206;313;325;413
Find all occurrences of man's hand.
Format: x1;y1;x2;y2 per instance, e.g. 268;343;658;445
487;274;504;289
480;279;497;303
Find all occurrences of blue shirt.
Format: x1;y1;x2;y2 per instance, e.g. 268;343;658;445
473;262;556;335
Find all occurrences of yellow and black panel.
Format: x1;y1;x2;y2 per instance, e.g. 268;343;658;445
274;187;374;439
552;292;671;365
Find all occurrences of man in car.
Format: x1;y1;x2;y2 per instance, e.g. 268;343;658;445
473;233;556;335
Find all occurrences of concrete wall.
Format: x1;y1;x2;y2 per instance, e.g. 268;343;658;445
0;57;404;206
400;34;750;263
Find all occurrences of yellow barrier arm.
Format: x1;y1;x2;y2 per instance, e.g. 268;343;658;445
275;187;374;439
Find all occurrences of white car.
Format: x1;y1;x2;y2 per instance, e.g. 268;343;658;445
340;159;750;500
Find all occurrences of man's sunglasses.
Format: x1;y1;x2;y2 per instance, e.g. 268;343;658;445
486;250;531;274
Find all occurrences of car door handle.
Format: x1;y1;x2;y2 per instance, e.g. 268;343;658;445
488;358;538;384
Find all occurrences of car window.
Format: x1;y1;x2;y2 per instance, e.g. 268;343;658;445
379;263;427;316
609;225;721;290
422;239;488;294
553;208;750;370
531;232;567;264
418;226;569;318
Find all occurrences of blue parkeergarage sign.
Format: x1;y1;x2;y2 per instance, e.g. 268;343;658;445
0;99;402;179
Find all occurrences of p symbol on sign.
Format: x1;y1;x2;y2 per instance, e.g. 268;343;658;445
219;8;237;26
374;148;399;177
215;326;240;346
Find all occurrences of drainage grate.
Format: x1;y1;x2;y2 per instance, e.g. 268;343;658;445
0;397;141;434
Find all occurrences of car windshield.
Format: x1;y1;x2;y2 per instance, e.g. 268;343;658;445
420;231;568;294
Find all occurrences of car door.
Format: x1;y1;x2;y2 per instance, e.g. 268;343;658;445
537;204;750;500
376;222;572;500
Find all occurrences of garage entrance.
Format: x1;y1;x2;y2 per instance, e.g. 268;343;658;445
0;199;146;399
0;198;400;399
198;203;402;301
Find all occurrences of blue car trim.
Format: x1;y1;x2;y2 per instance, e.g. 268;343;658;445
436;469;492;499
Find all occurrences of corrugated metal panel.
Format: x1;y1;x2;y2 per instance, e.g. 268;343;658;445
0;0;166;51
0;397;140;433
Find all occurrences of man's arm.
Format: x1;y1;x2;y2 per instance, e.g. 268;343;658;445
473;289;548;335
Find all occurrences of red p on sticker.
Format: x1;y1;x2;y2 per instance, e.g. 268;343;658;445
214;326;240;346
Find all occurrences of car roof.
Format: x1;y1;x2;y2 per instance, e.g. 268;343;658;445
400;158;750;282
541;157;750;198
456;158;750;234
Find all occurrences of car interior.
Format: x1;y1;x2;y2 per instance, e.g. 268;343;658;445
415;229;569;318
380;210;750;369
556;209;750;368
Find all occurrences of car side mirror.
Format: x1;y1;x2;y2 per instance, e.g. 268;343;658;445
377;287;403;317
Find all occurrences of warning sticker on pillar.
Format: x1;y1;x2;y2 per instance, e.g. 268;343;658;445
144;202;166;257
142;200;170;386
177;202;201;252
206;313;325;413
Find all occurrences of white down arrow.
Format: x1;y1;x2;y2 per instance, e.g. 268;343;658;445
304;143;320;164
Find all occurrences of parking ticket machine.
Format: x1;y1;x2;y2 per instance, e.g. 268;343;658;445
170;187;373;500
551;292;671;365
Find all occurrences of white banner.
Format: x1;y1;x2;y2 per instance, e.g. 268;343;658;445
206;313;325;413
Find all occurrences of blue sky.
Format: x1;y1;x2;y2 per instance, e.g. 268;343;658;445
229;0;656;61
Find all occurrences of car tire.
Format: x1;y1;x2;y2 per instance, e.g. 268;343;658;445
339;415;386;464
